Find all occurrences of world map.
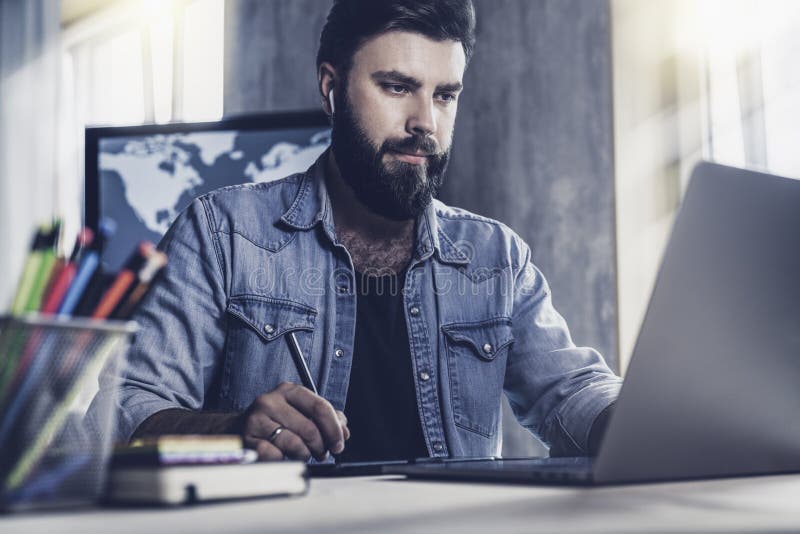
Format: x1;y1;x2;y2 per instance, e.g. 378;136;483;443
98;127;330;271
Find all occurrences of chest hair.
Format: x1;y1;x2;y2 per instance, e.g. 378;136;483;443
338;229;414;274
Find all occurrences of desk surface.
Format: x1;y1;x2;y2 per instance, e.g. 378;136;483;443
4;473;800;533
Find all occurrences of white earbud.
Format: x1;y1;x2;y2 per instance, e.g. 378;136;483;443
328;89;335;115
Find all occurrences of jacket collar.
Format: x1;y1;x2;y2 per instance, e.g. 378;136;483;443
415;200;471;265
280;150;470;266
278;153;329;231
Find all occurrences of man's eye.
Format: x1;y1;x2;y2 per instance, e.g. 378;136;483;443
436;93;457;103
384;84;409;95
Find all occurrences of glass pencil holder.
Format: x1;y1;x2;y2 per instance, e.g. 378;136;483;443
0;314;137;511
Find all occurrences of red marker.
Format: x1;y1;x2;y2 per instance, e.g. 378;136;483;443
40;228;94;315
91;242;154;319
111;248;168;319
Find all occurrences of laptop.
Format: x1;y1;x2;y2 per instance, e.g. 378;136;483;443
387;161;800;485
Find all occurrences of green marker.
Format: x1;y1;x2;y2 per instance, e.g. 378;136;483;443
10;226;48;316
23;221;61;312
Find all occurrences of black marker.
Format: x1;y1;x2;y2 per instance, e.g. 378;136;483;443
287;332;318;395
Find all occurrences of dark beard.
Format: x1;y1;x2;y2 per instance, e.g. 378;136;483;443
329;90;450;221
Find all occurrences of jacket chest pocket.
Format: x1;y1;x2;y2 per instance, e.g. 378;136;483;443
442;318;514;438
221;295;317;411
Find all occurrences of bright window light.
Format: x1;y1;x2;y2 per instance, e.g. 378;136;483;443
57;0;225;239
180;0;224;121
90;30;146;125
700;0;800;177
149;12;174;124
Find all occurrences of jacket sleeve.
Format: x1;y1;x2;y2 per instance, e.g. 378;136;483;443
98;197;228;443
503;240;621;456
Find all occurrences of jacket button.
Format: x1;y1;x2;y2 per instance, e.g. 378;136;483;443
263;324;275;335
419;371;430;381
334;348;344;358
409;306;420;316
433;442;443;452
483;343;493;354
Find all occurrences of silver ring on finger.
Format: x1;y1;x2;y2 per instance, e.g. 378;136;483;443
267;425;286;443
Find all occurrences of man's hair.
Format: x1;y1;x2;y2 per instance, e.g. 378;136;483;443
317;0;476;78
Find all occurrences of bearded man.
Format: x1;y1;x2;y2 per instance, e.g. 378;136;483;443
114;0;621;462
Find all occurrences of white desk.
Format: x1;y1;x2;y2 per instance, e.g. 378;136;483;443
3;474;800;533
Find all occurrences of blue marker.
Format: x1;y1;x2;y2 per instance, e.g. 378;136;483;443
57;218;116;316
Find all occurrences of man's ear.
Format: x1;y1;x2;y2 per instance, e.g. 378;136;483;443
318;62;337;117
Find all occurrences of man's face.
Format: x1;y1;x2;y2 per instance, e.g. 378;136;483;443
330;31;466;221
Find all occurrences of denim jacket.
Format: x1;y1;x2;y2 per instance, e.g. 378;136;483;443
110;152;621;457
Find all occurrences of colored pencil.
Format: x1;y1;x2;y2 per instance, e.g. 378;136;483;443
24;222;61;312
111;248;167;319
92;242;153;319
40;229;94;315
10;227;47;315
57;218;116;316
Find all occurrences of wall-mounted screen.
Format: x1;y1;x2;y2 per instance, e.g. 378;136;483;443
85;111;331;271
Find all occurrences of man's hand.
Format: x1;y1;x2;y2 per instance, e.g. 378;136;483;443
241;382;350;461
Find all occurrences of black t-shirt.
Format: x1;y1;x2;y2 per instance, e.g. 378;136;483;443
338;270;429;462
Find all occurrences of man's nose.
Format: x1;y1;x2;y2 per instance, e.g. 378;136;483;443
406;95;437;138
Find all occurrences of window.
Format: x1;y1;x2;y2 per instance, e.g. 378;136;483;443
701;0;800;178
57;0;224;241
612;0;800;372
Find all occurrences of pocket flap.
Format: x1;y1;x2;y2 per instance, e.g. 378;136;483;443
227;295;317;342
441;318;514;360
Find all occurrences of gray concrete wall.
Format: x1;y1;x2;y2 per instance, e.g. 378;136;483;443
224;0;617;456
224;0;328;115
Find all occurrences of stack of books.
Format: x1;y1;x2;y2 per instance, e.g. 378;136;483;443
113;435;257;466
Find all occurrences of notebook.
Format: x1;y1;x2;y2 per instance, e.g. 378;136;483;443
106;461;308;505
